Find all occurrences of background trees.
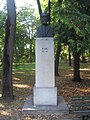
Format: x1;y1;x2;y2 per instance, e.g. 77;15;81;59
0;0;89;73
0;10;6;62
14;6;37;63
50;0;90;81
2;0;16;99
0;0;90;99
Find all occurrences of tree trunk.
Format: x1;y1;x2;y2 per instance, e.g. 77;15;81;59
55;40;61;76
68;46;71;66
73;43;81;82
55;0;62;76
2;0;16;100
48;0;50;24
29;26;33;63
36;0;42;18
81;52;86;63
30;43;32;63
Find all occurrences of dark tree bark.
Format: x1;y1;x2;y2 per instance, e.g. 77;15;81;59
37;0;51;22
68;46;71;66
81;55;86;63
29;24;34;63
28;28;32;63
55;40;61;76
73;42;81;82
2;0;16;100
48;0;51;24
30;44;32;63
55;0;62;76
36;0;42;18
81;51;86;63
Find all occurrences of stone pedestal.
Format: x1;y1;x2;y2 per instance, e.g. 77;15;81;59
33;37;57;105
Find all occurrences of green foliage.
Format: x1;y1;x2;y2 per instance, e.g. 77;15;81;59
14;6;37;63
0;10;6;61
51;0;90;59
0;0;90;62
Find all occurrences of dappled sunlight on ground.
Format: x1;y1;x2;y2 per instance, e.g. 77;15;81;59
32;69;35;71
13;71;24;75
56;66;90;102
14;77;21;81
14;68;35;71
13;84;32;89
65;73;73;77
71;68;90;71
80;68;90;71
0;62;90;119
76;88;90;92
0;103;5;108
0;110;11;116
81;70;90;80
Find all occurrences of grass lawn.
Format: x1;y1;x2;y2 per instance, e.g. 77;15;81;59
0;61;90;119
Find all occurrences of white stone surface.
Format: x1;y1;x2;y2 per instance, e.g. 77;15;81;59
33;87;57;105
33;37;57;105
35;37;55;87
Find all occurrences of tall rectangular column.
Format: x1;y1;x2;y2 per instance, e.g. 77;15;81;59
33;37;57;105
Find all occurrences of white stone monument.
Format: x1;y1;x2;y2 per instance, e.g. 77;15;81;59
33;37;57;105
22;12;68;115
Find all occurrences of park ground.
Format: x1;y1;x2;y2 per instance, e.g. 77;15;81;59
0;61;90;120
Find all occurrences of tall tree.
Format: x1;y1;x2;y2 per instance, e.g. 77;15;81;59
73;41;81;82
0;10;6;62
2;0;16;99
68;45;72;66
55;0;62;76
37;0;42;18
48;0;51;24
55;40;61;76
52;0;90;80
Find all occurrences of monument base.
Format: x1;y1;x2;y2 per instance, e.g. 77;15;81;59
33;87;57;105
22;95;69;116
